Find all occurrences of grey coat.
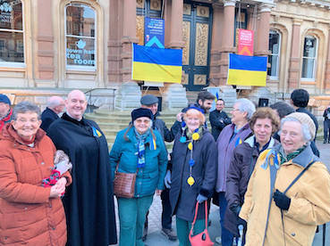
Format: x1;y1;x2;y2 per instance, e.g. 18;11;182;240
170;129;217;221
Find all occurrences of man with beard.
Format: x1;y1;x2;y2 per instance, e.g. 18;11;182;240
171;91;215;136
47;90;117;246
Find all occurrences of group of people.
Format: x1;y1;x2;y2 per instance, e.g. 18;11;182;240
0;88;330;246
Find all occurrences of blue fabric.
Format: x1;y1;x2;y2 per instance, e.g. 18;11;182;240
134;128;149;168
176;217;205;246
219;192;234;246
110;127;168;196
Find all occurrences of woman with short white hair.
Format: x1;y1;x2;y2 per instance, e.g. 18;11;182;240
239;112;330;246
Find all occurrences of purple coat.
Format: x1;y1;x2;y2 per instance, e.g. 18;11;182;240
215;123;252;192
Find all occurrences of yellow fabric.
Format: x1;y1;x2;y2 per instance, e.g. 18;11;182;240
227;69;267;86
240;149;330;246
132;62;182;83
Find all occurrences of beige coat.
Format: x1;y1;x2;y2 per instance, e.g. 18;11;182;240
240;145;330;246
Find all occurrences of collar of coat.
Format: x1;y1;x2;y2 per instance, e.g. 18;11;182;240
244;135;276;149
125;126;154;145
2;122;45;147
263;143;319;170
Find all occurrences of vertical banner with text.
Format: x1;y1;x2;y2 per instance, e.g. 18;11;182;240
144;17;165;48
237;29;254;56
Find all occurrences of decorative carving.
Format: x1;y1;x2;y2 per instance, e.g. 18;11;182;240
182;21;190;65
183;4;191;15
182;72;189;85
195;23;209;66
194;74;207;85
150;0;161;11
197;6;209;17
136;0;144;9
136;16;144;45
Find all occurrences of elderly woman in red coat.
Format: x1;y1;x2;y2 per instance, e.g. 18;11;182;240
0;101;71;245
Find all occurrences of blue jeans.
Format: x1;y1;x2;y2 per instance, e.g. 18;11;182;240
219;192;234;246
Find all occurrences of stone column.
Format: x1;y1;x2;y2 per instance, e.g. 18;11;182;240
288;19;302;90
219;0;236;85
121;0;138;82
209;4;222;86
108;0;121;84
324;26;330;90
254;4;273;56
36;0;54;83
168;0;184;48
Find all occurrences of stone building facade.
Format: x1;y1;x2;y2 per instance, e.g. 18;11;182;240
0;0;330;113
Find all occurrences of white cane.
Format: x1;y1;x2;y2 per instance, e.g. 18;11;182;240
237;224;244;246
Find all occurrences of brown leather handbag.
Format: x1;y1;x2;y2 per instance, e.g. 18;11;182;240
113;171;136;198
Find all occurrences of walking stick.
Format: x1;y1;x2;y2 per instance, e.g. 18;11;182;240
237;225;244;246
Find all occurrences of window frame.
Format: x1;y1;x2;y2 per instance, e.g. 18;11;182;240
301;35;318;81
268;30;281;80
0;0;26;68
64;3;97;72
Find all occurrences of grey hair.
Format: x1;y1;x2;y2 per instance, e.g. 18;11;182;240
279;117;312;142
235;98;256;120
12;101;41;120
47;96;63;108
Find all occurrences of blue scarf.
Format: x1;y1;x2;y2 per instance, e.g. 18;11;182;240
134;128;149;168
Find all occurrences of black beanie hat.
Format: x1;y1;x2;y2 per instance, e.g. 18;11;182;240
131;108;153;122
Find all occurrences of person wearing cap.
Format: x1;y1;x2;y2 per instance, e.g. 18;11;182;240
140;94;176;241
0;94;12;132
239;112;330;246
47;90;117;246
110;107;168;246
171;91;216;137
169;107;217;246
40;96;65;132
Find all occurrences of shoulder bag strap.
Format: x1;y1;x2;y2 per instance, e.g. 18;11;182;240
191;201;208;232
283;160;316;195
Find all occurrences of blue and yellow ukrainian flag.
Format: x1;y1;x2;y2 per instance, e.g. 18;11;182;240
227;54;267;86
132;44;182;83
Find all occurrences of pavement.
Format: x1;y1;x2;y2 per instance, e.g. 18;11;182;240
113;140;330;246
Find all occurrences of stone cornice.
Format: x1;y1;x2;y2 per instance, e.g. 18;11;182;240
276;0;330;9
223;0;236;7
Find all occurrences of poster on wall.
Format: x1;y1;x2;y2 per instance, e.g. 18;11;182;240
237;29;254;56
144;17;164;48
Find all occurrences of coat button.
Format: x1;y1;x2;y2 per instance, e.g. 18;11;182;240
291;233;296;237
52;227;56;230
4;237;7;240
41;162;45;165
24;207;27;210
49;204;52;208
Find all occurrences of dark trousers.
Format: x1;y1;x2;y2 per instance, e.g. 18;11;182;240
144;188;173;230
161;187;173;229
324;120;330;142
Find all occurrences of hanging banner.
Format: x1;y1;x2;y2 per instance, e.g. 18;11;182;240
144;17;165;48
237;29;254;56
132;44;182;83
227;54;267;87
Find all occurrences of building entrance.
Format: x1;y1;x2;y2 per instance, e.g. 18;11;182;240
182;2;212;91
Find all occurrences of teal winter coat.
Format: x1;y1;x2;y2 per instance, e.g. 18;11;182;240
110;127;168;197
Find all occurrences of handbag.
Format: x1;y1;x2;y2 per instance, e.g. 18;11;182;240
113;170;136;198
189;200;214;246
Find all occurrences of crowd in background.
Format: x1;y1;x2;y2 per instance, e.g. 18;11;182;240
0;88;330;246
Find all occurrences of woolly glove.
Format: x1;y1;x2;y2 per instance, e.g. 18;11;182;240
164;170;171;189
273;189;291;210
196;194;208;203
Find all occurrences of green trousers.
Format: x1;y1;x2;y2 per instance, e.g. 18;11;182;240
117;195;153;246
176;217;206;246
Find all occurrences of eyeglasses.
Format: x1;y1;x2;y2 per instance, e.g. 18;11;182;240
231;108;240;112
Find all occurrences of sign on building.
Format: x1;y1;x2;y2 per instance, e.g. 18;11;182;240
144;17;164;48
237;29;254;56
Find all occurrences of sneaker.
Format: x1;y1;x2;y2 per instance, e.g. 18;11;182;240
161;228;177;241
324;140;327;144
215;237;221;245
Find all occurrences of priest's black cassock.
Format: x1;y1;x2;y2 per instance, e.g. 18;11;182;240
47;113;117;246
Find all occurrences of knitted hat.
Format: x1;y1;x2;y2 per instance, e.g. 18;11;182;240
0;94;11;106
140;95;158;106
285;112;316;140
131;108;153;122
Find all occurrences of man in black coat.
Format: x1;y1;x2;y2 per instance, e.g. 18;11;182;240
140;94;177;241
40;96;65;132
209;99;231;141
47;90;117;246
323;103;330;144
290;89;320;156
